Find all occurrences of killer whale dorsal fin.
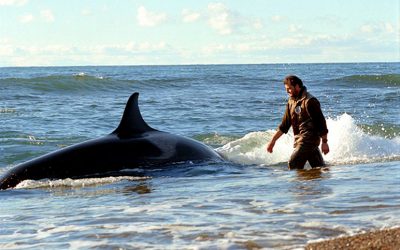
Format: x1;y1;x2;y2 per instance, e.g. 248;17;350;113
112;92;156;138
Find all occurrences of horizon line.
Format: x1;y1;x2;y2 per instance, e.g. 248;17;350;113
1;61;399;69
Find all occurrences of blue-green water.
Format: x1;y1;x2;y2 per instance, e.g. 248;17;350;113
0;63;399;249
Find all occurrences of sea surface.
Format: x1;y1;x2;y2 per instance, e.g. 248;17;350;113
0;63;399;249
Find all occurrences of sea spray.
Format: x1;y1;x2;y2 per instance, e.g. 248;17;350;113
217;114;400;166
217;131;292;166
324;114;400;164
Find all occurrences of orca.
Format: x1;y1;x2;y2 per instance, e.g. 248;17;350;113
0;92;223;190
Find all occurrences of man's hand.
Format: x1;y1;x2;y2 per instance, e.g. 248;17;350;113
321;142;329;155
266;141;275;153
266;130;284;154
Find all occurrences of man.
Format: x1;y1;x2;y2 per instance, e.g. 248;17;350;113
266;75;329;169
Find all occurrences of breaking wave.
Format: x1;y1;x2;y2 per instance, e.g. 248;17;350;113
217;114;400;166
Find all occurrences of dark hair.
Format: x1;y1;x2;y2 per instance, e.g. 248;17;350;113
284;75;303;88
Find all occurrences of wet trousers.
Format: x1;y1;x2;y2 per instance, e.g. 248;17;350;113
288;144;324;169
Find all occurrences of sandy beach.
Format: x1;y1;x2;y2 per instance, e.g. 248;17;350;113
305;227;400;250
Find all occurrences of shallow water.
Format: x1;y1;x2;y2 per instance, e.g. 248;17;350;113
0;63;399;249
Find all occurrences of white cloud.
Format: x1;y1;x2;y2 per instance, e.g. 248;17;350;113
271;15;285;22
81;9;92;16
182;9;201;23
252;19;263;30
207;3;233;35
202;43;225;54
384;23;395;33
288;24;302;33
138;42;162;51
361;24;375;33
0;39;14;56
202;40;265;55
0;0;28;6
111;42;166;52
360;22;396;34
137;6;167;27
206;3;263;35
18;10;55;24
19;13;34;23
40;9;54;22
201;33;356;57
0;41;170;66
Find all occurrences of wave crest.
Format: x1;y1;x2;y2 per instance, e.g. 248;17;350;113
333;74;400;86
0;74;118;92
217;114;400;166
0;73;198;92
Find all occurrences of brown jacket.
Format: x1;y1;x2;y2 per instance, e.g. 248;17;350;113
278;87;328;147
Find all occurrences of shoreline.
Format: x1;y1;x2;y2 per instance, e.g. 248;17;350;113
305;227;400;250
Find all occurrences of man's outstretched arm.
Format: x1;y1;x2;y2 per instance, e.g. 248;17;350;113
266;130;284;153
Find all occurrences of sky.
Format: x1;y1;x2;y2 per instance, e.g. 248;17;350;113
0;0;399;66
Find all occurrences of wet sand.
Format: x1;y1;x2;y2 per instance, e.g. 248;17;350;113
305;227;400;250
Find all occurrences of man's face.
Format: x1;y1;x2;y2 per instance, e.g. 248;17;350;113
284;83;301;98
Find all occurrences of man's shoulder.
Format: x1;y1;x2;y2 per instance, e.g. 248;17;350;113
305;95;321;114
305;91;321;103
305;90;316;99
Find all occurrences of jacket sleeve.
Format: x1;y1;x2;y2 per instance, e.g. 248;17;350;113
307;98;328;136
278;103;291;134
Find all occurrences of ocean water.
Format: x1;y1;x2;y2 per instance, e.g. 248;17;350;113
0;63;399;249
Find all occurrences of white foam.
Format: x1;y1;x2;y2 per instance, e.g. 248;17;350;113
69;240;108;249
15;176;149;189
217;131;292;165
217;114;400;166
74;72;86;77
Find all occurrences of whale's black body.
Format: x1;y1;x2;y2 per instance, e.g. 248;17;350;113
0;93;222;190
